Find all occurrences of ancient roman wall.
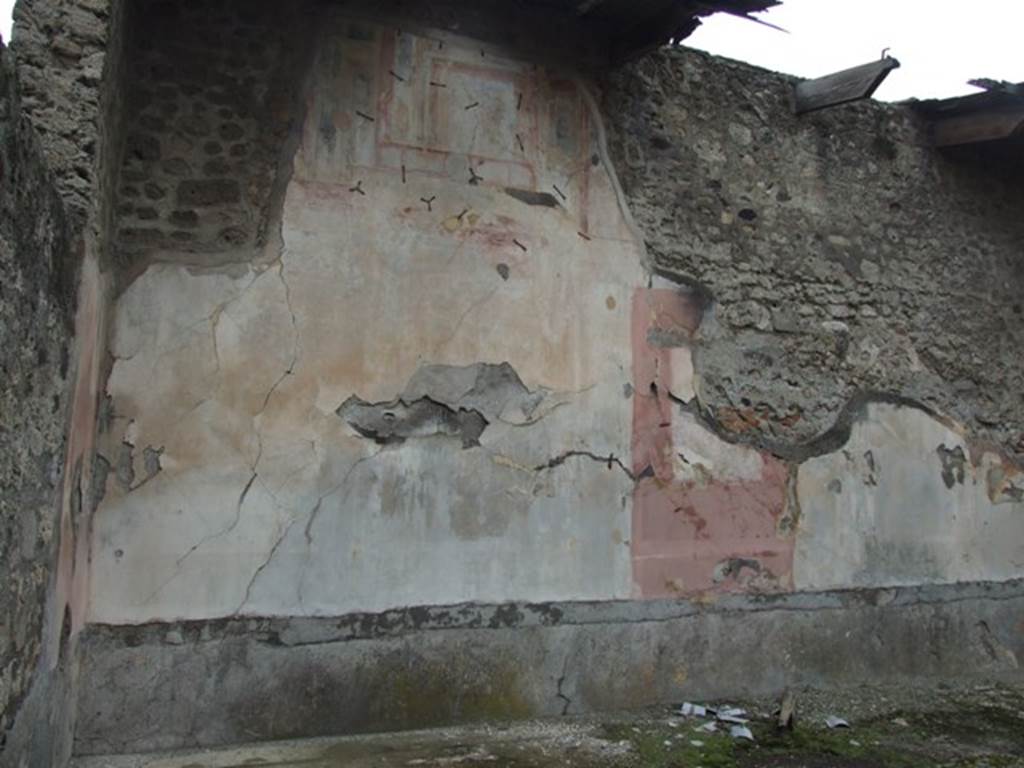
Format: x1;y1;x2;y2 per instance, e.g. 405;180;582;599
1;0;124;764
0;41;80;766
91;4;645;623
70;2;1024;756
0;40;76;762
12;0;126;244
90;13;1024;623
604;47;1024;594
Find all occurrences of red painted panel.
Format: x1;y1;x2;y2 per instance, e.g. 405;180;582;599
631;288;794;599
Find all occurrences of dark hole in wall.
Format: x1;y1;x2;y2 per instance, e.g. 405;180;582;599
70;456;83;541
504;187;560;208
58;605;72;671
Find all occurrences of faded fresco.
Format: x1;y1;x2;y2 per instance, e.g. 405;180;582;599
88;17;1024;625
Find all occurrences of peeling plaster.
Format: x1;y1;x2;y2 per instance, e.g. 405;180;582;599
339;396;489;448
87;13;1024;626
795;403;1024;591
89;19;644;622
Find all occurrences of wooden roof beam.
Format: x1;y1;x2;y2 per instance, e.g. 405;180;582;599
930;107;1024;147
794;57;900;115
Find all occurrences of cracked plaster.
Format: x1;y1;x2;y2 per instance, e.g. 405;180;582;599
795;403;1024;591
90;20;644;622
87;13;1024;627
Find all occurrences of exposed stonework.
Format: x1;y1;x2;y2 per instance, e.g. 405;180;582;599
604;46;1024;462
12;0;126;247
2;2;124;765
112;0;310;261
0;42;77;766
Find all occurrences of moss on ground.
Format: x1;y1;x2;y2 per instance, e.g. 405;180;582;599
600;691;1024;768
192;685;1024;768
602;722;742;767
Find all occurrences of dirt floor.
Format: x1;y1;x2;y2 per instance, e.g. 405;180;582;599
74;684;1024;768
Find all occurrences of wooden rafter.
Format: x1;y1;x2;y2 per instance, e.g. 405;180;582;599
794;57;901;115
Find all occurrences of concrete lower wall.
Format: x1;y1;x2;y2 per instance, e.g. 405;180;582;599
75;579;1024;755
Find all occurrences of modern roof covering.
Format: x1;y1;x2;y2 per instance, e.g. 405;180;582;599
353;0;780;69
913;79;1024;147
572;0;781;63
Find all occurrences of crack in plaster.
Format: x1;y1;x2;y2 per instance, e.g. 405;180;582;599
107;255;316;614
297;449;385;611
257;259;301;419
555;652;573;716
535;451;635;482
246;257;301;478
108;270;261;451
173;273;263;363
682;388;962;464
431;285;501;359
143;471;258;605
235;517;299;615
